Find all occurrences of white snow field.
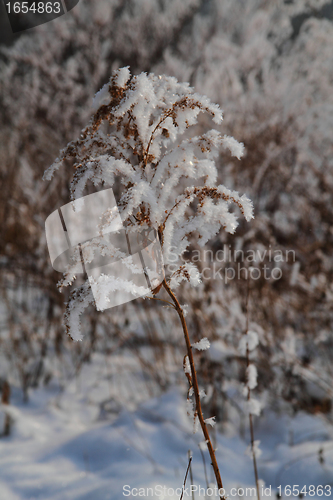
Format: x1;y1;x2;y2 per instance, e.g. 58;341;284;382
0;355;332;500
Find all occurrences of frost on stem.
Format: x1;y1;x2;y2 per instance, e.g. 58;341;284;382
170;262;201;290
245;440;262;459
204;416;216;427
247;398;262;416
192;338;211;351
238;330;259;356
183;355;191;375
63;283;94;342
44;67;253;339
246;364;258;390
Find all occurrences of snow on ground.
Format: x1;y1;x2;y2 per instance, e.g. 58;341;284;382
0;356;333;500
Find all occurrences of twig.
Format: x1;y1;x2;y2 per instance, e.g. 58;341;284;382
180;454;193;500
163;279;226;500
144;109;174;167
148;296;177;309
245;283;260;500
188;449;195;500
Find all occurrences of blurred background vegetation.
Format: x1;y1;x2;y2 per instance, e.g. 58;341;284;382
1;0;333;430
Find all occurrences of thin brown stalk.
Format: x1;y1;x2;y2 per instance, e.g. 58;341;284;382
1;380;11;437
162;279;226;500
188;449;195;500
245;284;260;500
180;455;193;500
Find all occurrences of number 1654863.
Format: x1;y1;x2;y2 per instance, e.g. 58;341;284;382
5;2;62;14
277;485;331;497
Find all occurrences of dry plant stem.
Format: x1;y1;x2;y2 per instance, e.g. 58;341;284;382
162;279;226;499
245;285;260;500
180;455;193;500
1;381;11;437
248;406;260;500
188;449;195;500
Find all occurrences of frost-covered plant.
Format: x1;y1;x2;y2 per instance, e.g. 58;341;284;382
44;67;253;334
44;67;253;496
